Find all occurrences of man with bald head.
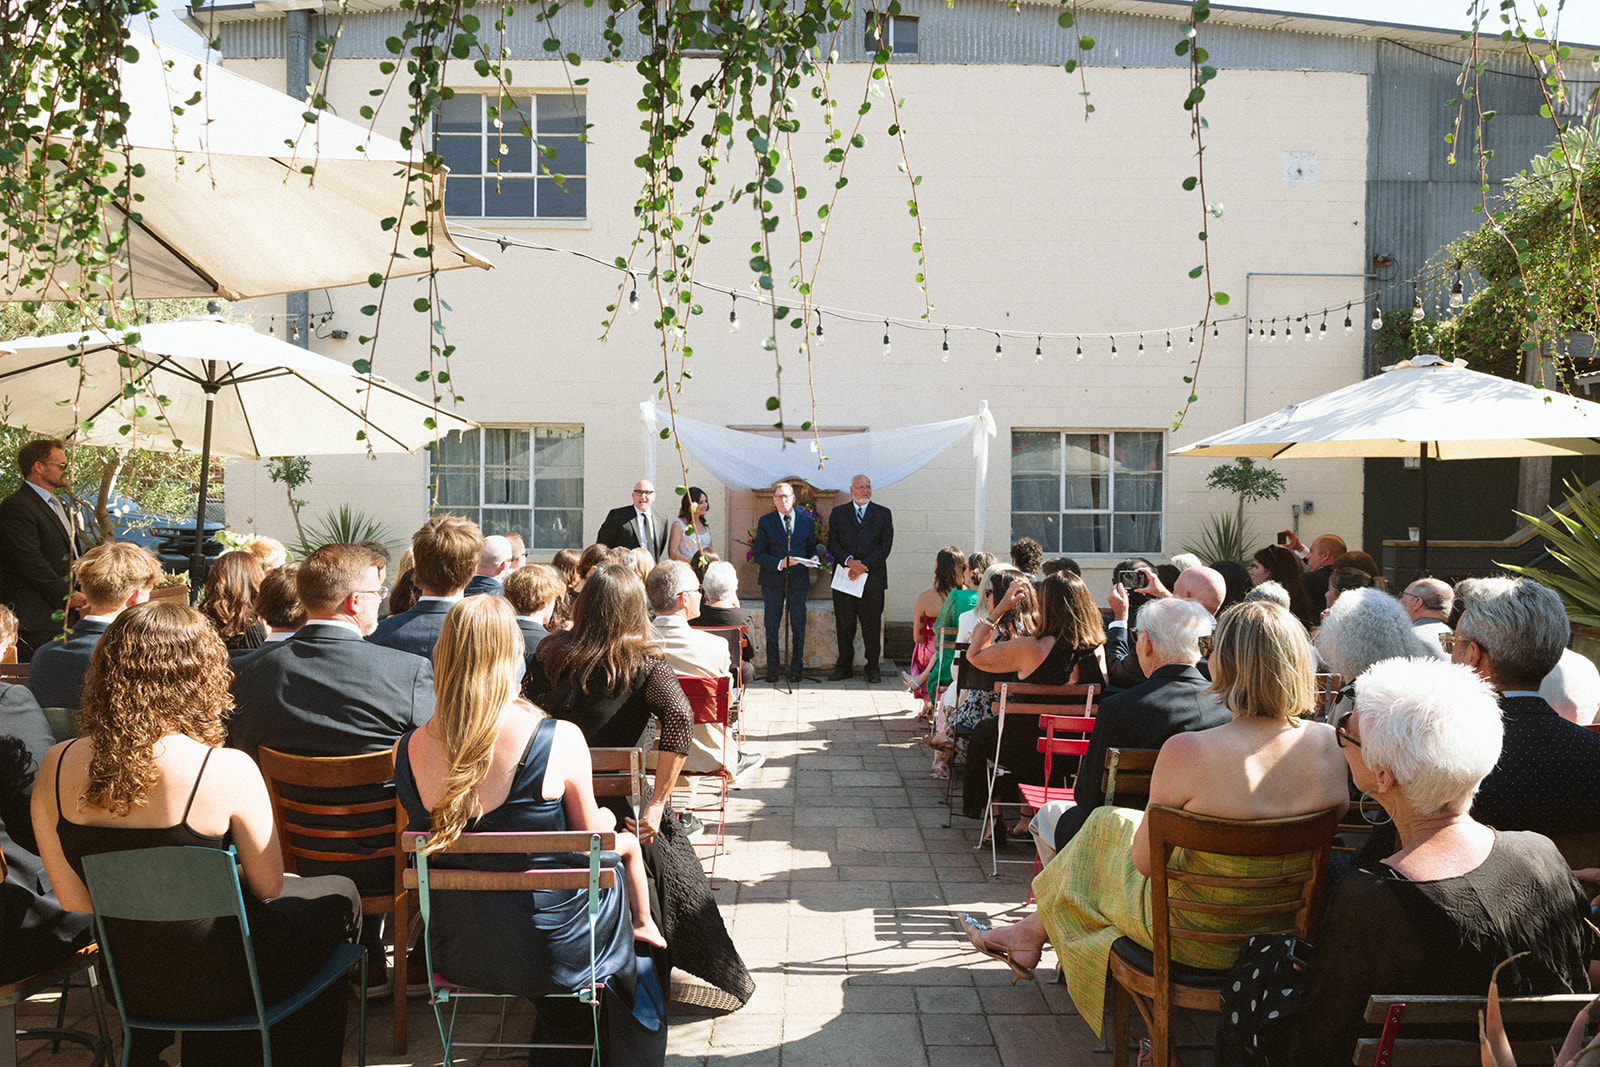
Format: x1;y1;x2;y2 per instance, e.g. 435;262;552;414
597;479;669;561
1104;563;1225;688
1281;530;1346;606
466;534;514;596
1400;577;1453;651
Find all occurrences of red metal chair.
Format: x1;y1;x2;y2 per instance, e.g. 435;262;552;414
674;674;734;883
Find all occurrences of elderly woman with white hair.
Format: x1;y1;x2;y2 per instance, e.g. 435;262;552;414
1314;586;1440;682
1290;656;1592;1066
692;560;756;685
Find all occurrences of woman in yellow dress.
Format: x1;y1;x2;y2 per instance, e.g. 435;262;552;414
960;601;1349;1041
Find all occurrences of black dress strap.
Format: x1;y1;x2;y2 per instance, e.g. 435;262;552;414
54;736;82;812
180;747;216;824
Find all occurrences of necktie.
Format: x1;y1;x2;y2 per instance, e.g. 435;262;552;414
639;512;652;553
857;505;866;523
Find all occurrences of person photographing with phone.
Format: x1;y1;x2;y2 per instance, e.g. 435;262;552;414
1105;561;1227;689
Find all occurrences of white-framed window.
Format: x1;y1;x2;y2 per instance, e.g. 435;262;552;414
432;426;585;550
865;14;919;54
434;92;586;219
1011;430;1164;555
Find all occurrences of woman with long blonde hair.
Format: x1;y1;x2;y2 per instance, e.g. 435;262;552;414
394;595;662;1011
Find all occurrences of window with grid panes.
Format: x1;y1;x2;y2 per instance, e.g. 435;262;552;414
432;427;584;550
434;92;586;219
1010;431;1164;555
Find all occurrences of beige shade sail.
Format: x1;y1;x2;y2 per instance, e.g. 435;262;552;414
2;33;493;302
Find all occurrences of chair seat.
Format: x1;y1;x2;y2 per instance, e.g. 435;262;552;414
1108;936;1231;990
1016;784;1073;809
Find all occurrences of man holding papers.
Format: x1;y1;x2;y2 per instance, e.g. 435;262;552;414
753;481;818;683
827;474;894;683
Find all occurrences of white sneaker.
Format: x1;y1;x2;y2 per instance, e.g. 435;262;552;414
729;751;766;787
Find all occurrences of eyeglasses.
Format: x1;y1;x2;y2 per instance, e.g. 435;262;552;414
1437;632;1460;652
1335;711;1361;749
355;586;389;601
1197;634;1214;657
633;489;655;496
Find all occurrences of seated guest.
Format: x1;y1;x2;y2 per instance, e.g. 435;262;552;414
1042;598;1226;857
960;601;1348;1042
0;606;53;764
369;515;483;659
902;547;966;706
551;548;580;587
240;535;288;572
1104;564;1225;689
1167;552;1202;572
688;549;718;584
1450;576;1600;835
1323;565;1377;615
1040;556;1080;577
503;533;527;572
694;561;756;685
199;550;269;653
465;534;513;597
504;563;563;660
947;564;1030;751
31;601;361;1065
1542;647;1600;726
576;543;611;588
1210;560;1252;615
1010;537;1043;578
30;541;161;711
1249;545;1317;629
256;562;306;643
1291;656;1592;1066
1;733;93;986
1315;587;1440;683
1329;550;1380;580
1399;577;1453;650
1244;580;1290;610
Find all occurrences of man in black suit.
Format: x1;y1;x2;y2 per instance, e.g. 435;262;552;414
1049;597;1227;852
504;563;562;662
229;542;434;994
753;481;817;683
0;439;79;659
29;542;162;711
1103;563;1225;689
368;514;482;660
826;474;894;683
596;479;669;561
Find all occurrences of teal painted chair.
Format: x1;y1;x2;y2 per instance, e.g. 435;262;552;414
81;845;366;1067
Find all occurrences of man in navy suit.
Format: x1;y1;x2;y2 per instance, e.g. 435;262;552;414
0;439;79;659
826;474;894;683
368;514;482;660
752;482;817;683
596;479;669;561
29;542;162;711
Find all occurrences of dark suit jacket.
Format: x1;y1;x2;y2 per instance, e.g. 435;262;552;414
596;505;669;560
366;598;455;660
465;574;503;597
1303;565;1333;609
1472;694;1600;836
0;683;55;766
27;618;110;711
516;616;550;659
0;486;75;637
752;509;817;594
1055;663;1228;845
826;500;893;592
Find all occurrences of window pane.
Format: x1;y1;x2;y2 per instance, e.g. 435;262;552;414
491;96;536;134
1011;512;1059;554
1061;433;1109;475
1114;513;1162;554
489;132;533;174
535;425;584;467
1063;474;1107;510
1114;472;1162;513
1011;471;1058;513
535;473;583;509
1114;432;1164;475
435;469;478;508
1062;513;1110;554
482;510;532;542
535;508;584;551
537;94;586;136
437;134;481;177
540;136;586;178
893;16;918;52
436;506;481;529
485;428;531;468
537;177;586;218
443;177;481;217
484;177;536;217
436;429;478;466
436;92;480;134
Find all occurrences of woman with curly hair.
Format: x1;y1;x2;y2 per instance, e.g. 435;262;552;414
29;600;360;1066
198;549;268;651
395;596;663;1058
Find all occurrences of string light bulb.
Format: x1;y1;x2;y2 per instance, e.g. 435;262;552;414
1110;337;1118;358
1213;321;1219;338
1411;294;1425;322
729;295;740;333
815;313;825;346
1269;320;1277;343
1449;277;1464;309
994;333;1003;360
1035;335;1043;363
1137;334;1145;357
1166;332;1173;354
1344;303;1353;335
1284;318;1293;344
1304;322;1312;341
628;280;639;314
1075;336;1083;362
1371;304;1383;331
882;320;892;357
1188;330;1195;348
941;328;950;362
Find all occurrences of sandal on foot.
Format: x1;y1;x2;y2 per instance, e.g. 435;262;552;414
958;914;1035;984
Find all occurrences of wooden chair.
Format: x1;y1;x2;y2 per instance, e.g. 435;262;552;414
1332;793;1388;856
1353;993;1595;1066
0;851;110;1067
402;830;615;1066
0;664;26;683
590;747;646;816
1310;672;1345;722
1549;827;1600;869
928;624;962;702
675;674;735;881
256;747;409;1053
1101;747;1159;808
977;681;1099;876
1107;803;1341;1067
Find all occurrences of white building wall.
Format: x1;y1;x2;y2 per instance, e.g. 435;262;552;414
222;56;1368;619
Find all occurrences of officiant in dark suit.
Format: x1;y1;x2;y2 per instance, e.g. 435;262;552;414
753;481;817;683
0;439;79;660
826;474;894;683
596;479;670;561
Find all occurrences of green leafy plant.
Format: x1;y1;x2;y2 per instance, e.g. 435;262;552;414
1181;511;1257;566
295;504;399;560
1204;457;1287;536
1500;477;1600;627
266;456;312;543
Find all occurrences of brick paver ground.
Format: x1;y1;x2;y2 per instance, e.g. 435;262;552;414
16;679;1211;1065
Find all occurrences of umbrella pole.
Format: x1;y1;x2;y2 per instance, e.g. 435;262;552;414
189;386;219;600
1417;442;1429;579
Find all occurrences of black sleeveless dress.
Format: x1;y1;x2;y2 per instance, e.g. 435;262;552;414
55;742;357;1067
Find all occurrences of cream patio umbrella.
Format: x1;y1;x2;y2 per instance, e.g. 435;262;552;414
0;317;477;582
1170;355;1600;574
2;33;492;301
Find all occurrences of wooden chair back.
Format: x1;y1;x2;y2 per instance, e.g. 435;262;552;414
590;747;646;814
1354;993;1595;1066
0;662;27;683
1550;828;1600;870
1101;747;1159;807
256;746;409;1052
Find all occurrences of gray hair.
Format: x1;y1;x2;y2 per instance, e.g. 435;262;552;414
1138;597;1214;664
1454;576;1570;689
645;559;698;614
1244;581;1290;610
1316;587;1440;678
1355;657;1503;815
1169;552;1203;573
702;560;739;603
1405;577;1453;615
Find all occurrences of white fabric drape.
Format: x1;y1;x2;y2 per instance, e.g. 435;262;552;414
641;401;998;550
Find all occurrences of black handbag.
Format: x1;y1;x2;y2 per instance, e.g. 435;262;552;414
1216;933;1314;1067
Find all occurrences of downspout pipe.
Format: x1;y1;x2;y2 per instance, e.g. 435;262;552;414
285;10;311;350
